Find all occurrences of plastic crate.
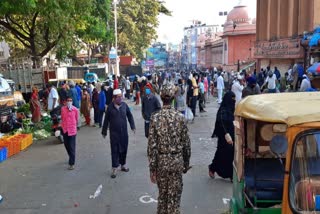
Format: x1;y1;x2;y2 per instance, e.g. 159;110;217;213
0;147;7;163
19;134;33;151
0;136;21;157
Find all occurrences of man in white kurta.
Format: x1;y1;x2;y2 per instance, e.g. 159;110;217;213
231;75;244;105
216;73;225;104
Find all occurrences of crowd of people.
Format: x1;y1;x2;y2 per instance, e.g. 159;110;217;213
25;63;316;214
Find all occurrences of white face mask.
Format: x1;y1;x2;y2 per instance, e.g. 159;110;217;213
67;101;72;108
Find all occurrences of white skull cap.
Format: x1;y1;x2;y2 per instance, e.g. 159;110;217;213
113;89;122;95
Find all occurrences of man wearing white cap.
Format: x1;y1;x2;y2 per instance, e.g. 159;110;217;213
216;72;225;104
101;89;136;178
299;74;311;92
231;74;244;105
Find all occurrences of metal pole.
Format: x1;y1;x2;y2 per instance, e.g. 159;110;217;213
114;0;117;52
114;0;119;77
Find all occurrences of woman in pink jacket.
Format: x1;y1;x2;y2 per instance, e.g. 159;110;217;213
61;96;79;170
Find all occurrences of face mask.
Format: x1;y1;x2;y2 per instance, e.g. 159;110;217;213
145;88;151;95
67;101;72;108
115;97;122;105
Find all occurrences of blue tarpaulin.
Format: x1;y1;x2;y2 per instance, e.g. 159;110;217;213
309;27;320;47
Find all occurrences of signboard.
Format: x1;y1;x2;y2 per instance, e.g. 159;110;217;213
146;60;154;66
90;58;98;63
191;28;198;65
254;38;303;59
109;47;117;59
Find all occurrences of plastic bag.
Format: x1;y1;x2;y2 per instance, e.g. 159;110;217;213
185;107;194;121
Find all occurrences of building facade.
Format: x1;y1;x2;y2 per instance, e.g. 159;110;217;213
181;22;219;70
0;41;10;62
255;0;320;73
222;5;256;71
196;4;256;72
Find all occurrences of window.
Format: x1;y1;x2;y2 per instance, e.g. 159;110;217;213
290;131;320;213
0;51;4;57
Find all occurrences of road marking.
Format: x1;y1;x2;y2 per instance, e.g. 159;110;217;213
222;198;230;204
199;138;213;141
89;184;103;199
139;195;158;203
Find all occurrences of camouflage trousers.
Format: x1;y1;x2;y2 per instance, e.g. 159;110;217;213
157;172;183;214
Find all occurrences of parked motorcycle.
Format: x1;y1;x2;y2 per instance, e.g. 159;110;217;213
50;105;64;143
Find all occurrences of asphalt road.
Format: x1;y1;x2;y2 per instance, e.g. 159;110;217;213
0;96;232;214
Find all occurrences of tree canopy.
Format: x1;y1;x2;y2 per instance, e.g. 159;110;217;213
0;0;170;64
0;0;112;65
116;0;171;59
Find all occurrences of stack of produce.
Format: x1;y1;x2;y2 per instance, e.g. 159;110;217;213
32;130;51;141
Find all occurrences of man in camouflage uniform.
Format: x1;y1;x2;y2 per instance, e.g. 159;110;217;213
148;84;191;214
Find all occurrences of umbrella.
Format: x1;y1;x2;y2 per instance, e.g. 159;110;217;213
307;62;320;74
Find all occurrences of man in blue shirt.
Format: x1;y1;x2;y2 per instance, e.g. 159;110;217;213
75;83;82;106
69;81;81;129
98;85;107;128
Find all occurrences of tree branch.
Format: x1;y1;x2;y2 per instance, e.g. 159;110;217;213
25;21;31;31
30;12;39;35
39;34;62;57
0;19;30;42
44;27;50;45
6;15;31;36
12;33;31;49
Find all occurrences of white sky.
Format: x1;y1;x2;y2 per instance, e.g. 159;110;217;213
157;0;257;44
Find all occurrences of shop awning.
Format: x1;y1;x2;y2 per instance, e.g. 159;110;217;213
241;62;255;71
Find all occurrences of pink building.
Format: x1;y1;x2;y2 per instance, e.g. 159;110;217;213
196;4;256;71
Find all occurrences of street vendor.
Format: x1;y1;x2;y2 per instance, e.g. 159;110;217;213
30;86;41;123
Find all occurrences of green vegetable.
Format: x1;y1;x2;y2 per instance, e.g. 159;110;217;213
33;129;51;141
21;126;34;134
17;104;31;115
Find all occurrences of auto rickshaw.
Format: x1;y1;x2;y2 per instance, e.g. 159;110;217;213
230;92;320;214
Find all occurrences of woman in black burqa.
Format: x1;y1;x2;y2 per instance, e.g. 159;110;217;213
209;91;236;180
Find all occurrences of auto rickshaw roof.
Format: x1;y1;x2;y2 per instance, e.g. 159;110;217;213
235;92;320;127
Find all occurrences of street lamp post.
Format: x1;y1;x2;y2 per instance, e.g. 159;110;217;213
114;0;118;53
113;0;120;77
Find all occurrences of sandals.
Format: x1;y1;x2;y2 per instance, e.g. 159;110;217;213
111;170;117;179
121;167;130;172
208;165;215;179
111;167;129;178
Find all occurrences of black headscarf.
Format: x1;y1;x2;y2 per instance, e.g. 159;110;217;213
219;91;236;113
212;91;236;138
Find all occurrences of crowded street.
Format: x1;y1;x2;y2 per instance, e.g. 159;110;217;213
2;0;320;213
0;96;232;214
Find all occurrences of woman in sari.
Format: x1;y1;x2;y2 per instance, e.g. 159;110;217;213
81;88;92;125
209;91;236;181
30;86;41;123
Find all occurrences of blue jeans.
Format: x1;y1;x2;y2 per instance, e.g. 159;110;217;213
191;96;197;117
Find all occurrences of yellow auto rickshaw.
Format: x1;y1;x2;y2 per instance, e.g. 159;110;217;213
230;92;320;214
48;79;86;88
